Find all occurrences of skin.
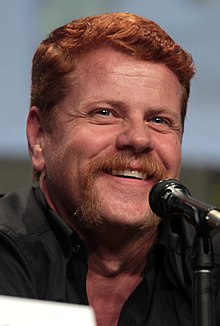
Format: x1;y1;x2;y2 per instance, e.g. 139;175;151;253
27;47;183;325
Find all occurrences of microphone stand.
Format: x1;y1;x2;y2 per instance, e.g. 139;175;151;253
191;217;215;326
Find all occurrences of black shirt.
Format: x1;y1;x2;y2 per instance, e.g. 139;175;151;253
0;187;220;325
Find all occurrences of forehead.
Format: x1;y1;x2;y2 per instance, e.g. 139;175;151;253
72;47;181;91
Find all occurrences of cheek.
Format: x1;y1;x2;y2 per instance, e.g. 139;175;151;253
157;137;182;172
45;133;102;177
70;128;115;158
169;142;182;176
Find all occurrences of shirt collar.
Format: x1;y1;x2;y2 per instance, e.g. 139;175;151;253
35;187;88;260
143;219;183;276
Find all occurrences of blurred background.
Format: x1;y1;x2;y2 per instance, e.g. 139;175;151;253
0;0;220;206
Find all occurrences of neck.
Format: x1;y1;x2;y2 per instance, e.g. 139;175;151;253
85;225;158;276
86;225;157;326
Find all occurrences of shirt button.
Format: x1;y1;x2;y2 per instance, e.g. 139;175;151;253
72;243;81;254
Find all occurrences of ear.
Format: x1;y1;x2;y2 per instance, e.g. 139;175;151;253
26;107;46;173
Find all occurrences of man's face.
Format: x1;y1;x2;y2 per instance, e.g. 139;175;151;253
33;48;183;230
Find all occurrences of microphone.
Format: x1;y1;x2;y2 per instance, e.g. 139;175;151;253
149;179;220;229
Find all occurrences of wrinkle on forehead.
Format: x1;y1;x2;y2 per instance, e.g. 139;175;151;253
72;47;180;89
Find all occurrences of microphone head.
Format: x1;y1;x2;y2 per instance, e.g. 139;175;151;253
149;179;191;218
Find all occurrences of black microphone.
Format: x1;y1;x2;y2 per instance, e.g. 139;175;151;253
149;179;220;229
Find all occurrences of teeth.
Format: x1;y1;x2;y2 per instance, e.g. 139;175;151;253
111;169;147;180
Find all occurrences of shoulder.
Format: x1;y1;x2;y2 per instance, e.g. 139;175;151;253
0;188;67;298
0;187;49;235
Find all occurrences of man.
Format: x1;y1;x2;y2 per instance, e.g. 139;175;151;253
1;12;219;326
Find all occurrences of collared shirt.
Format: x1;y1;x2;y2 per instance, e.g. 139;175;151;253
0;187;220;325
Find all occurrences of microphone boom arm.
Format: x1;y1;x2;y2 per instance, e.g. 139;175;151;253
149;179;217;326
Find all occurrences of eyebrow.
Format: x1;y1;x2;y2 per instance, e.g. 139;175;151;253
145;106;181;117
78;99;127;110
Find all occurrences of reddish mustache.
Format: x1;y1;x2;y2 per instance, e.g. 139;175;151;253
83;153;167;181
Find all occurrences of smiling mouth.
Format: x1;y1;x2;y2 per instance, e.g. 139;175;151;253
108;169;149;181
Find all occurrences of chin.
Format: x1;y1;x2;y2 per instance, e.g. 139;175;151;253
98;207;160;231
75;189;160;231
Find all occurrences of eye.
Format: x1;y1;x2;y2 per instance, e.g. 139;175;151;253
95;109;113;117
150;116;168;125
90;108;121;125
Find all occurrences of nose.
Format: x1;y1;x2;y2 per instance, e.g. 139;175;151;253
116;120;155;154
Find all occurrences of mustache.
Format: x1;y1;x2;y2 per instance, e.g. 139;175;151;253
82;152;167;182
